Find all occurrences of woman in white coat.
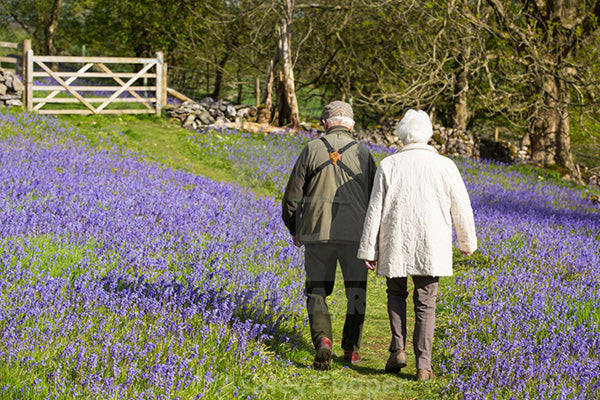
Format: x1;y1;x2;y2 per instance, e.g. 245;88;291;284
357;109;477;381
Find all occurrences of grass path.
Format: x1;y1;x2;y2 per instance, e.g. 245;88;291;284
57;114;453;399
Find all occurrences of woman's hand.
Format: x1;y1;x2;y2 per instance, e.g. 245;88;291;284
365;260;377;271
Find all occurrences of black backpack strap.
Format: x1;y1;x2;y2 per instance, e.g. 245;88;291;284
338;140;357;154
311;137;358;179
311;137;334;176
320;136;335;152
336;158;358;179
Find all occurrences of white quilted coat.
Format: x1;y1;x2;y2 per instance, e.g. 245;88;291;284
357;143;477;277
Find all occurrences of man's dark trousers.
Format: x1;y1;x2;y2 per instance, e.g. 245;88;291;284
304;242;368;352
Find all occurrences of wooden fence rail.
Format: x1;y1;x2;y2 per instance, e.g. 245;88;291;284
0;41;20;73
24;49;167;115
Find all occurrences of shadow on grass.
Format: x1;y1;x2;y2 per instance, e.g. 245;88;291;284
98;270;318;369
262;327;315;368
338;360;415;381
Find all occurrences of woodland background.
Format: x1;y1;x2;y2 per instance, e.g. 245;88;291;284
1;0;600;176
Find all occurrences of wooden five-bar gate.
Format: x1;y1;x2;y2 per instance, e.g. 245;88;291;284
4;39;193;115
22;44;168;115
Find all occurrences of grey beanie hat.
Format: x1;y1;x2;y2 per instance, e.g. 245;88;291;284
320;100;354;120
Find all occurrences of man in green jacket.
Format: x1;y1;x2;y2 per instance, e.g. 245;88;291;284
282;101;377;370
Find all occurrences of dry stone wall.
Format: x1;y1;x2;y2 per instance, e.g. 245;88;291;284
0;68;23;107
165;98;258;130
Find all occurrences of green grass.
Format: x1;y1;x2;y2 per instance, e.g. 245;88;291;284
205;269;453;400
57;113;275;198
2;234;100;280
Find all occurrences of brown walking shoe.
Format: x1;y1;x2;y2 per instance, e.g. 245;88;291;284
343;350;362;364
416;369;435;382
313;337;333;371
385;349;407;373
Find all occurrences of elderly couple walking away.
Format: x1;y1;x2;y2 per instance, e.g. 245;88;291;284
281;101;477;381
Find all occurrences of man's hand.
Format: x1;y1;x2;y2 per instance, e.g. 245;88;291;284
365;260;377;271
292;235;302;247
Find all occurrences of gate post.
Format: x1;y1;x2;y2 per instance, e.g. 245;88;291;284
155;51;164;116
22;39;31;107
25;49;33;112
162;59;168;110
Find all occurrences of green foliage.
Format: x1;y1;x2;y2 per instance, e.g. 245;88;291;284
75;0;182;57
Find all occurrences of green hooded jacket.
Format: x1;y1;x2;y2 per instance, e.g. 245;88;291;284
282;126;377;243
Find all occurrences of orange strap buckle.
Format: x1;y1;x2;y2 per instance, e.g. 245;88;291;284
329;150;341;165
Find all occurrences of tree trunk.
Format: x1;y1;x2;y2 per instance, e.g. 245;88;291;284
452;46;470;130
276;71;292;126
279;11;301;129
529;73;577;177
556;95;577;177
259;27;281;124
530;74;559;166
206;62;210;96
211;53;229;100
259;0;300;129
236;69;243;104
45;0;63;71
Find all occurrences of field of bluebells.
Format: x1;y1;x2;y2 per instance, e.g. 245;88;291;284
1;107;599;399
0;109;306;399
439;159;600;399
